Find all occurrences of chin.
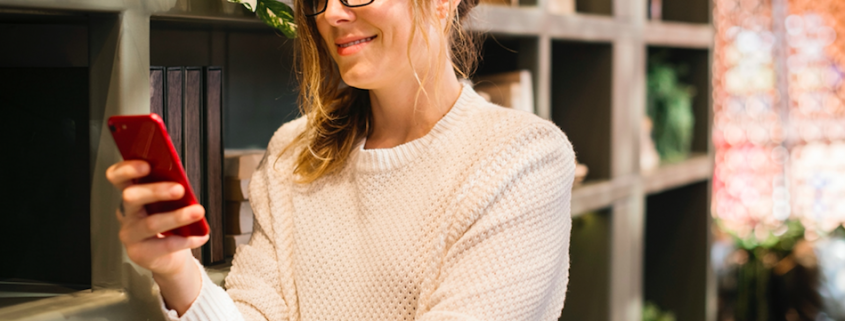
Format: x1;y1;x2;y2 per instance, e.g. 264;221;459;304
339;67;379;90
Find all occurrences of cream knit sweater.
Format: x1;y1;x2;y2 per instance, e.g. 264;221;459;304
160;85;575;321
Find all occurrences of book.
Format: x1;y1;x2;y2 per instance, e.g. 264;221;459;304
225;201;254;235
183;67;204;262
150;66;165;118
224;150;265;180
224;233;253;257
473;70;535;114
547;0;575;15
203;67;225;265
649;0;662;20
166;67;184;161
574;163;589;187
225;178;250;201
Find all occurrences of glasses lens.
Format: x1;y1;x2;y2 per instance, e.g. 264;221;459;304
345;0;373;6
305;0;327;15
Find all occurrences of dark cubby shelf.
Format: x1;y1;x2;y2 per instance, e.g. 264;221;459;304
576;0;613;16
475;34;539;77
644;181;710;321
646;46;711;156
150;20;300;150
653;0;711;24
551;41;613;182
0;18;87;68
474;34;540;113
559;210;612;321
1;15;93;308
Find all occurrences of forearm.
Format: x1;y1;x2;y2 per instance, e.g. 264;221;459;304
153;252;203;316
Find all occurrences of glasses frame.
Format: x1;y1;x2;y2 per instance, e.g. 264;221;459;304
304;0;376;17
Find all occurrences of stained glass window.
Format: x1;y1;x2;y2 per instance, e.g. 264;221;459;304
713;0;845;241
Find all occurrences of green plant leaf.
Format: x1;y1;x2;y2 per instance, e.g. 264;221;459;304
257;0;297;39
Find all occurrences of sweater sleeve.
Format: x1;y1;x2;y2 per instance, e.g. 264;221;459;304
416;122;575;321
158;258;245;321
158;151;290;321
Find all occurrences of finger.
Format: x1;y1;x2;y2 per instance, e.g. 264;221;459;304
121;182;185;218
122;205;205;243
115;200;145;225
106;160;151;190
126;235;209;268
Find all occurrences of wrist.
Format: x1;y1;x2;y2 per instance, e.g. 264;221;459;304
153;252;203;315
153;251;198;282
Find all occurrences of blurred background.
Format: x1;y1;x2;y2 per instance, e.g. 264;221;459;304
710;0;845;320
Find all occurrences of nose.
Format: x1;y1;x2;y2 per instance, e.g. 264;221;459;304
323;0;355;25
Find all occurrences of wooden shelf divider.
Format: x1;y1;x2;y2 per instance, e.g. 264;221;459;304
645;21;714;49
644;154;713;195
571;178;634;216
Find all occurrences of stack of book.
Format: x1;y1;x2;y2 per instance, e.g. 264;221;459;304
222;150;265;257
150;66;224;265
547;0;575;15
473;69;535;114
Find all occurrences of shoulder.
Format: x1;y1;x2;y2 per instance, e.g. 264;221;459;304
445;92;577;230
251;116;308;176
266;116;308;155
456;89;574;166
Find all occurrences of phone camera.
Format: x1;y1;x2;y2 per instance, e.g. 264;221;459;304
108;124;116;132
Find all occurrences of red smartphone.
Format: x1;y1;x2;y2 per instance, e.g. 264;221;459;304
108;114;210;237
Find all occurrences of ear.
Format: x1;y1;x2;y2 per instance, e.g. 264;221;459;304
436;0;461;20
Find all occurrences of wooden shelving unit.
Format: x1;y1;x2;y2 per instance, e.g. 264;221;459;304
644;154;712;195
0;0;715;320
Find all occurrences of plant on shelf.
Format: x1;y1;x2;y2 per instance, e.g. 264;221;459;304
712;219;829;321
643;301;676;321
646;53;696;164
230;0;297;38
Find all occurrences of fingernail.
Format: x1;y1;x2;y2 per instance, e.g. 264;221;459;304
170;184;184;197
191;207;203;220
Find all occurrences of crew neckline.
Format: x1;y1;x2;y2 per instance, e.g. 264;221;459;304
354;83;478;173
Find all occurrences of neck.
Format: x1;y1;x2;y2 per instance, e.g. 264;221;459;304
364;62;463;149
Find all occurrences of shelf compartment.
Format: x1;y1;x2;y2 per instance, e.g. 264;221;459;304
0;16;87;67
644;153;712;195
150;20;300;150
473;33;540;112
551;40;613;182
644;181;709;321
559;209;611;321
644;21;713;49
646;46;711;158
575;0;612;16
649;0;710;24
1;14;93;309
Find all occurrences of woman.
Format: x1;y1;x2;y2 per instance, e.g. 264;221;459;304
106;0;575;317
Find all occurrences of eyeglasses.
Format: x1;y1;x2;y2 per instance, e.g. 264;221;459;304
304;0;375;17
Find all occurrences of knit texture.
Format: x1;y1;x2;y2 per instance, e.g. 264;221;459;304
160;84;575;321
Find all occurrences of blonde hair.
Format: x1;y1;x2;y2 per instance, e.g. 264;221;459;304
282;0;480;183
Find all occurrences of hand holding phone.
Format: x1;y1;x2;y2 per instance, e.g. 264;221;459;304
108;114;210;237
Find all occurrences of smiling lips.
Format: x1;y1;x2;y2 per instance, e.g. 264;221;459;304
336;35;377;56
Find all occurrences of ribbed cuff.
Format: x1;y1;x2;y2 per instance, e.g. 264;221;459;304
158;259;243;321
